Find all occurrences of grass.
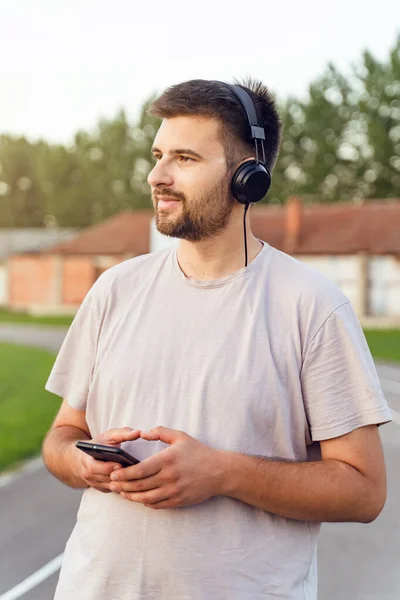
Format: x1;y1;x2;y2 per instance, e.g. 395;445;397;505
363;329;400;363
0;343;61;472
0;328;399;473
1;309;399;361
0;308;74;327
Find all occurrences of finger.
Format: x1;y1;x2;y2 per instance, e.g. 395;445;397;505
86;459;124;476
140;426;181;444
110;450;168;482
110;472;161;493
92;474;114;484
102;428;141;444
84;475;114;489
93;483;113;493
121;487;171;505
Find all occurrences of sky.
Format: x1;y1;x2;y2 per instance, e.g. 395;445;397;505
1;0;399;145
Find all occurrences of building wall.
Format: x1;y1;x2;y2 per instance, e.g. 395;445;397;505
0;264;7;305
7;254;125;313
7;249;400;319
297;254;400;318
62;257;95;305
296;255;360;309
369;256;400;317
9;255;56;308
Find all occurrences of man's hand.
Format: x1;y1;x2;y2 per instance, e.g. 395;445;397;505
76;427;141;494
109;427;223;508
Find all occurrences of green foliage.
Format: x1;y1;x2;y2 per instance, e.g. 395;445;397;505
0;343;60;471
356;35;400;198
0;35;399;224
268;34;400;205
0;102;161;228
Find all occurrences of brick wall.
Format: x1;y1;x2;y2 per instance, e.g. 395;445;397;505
9;255;56;308
62;257;95;305
8;254;126;312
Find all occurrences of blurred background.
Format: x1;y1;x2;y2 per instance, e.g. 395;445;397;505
0;1;399;599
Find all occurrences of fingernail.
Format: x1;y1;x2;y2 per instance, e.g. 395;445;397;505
110;484;117;492
110;473;118;481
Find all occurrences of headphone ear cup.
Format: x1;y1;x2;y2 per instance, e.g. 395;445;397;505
232;161;271;204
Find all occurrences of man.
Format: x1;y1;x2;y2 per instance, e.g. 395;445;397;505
43;79;391;600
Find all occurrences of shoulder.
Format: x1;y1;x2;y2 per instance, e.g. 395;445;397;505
265;245;352;344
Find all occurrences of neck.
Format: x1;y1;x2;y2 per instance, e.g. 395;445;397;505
176;219;263;280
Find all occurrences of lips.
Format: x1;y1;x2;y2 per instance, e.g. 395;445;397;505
156;196;181;210
156;196;180;202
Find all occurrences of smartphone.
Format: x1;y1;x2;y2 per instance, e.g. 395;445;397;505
76;441;140;467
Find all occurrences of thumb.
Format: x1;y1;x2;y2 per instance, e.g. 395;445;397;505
140;426;182;444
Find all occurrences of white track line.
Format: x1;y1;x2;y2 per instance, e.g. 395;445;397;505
0;457;43;489
0;375;399;599
0;554;63;600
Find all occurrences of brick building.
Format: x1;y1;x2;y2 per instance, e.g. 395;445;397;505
7;211;153;314
0;227;77;307
6;198;400;319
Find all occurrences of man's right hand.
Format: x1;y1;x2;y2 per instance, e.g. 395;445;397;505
75;427;141;493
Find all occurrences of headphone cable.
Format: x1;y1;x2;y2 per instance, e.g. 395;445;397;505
243;203;249;267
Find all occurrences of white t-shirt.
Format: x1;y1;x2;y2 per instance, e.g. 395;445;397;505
45;241;391;600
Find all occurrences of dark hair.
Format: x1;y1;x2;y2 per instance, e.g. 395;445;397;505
148;78;283;174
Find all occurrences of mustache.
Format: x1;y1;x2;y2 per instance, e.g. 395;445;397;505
153;188;186;202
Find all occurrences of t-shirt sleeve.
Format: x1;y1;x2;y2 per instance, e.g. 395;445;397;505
301;301;392;441
44;281;103;410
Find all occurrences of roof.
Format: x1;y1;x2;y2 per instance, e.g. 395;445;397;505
43;210;153;256
25;198;400;258
0;228;77;260
251;198;400;256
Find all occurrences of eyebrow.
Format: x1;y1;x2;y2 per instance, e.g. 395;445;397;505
151;146;204;160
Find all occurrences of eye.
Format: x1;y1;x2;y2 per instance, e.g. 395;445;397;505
152;154;161;162
179;156;194;164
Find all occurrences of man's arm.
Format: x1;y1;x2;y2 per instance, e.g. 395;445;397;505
42;399;141;491
42;399;92;488
109;424;387;522
218;424;386;522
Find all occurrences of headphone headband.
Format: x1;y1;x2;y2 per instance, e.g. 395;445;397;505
222;83;265;141
214;80;271;206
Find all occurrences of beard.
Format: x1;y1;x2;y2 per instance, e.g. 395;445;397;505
153;178;235;242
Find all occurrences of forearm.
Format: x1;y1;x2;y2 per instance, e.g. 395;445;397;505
218;452;380;523
42;425;90;489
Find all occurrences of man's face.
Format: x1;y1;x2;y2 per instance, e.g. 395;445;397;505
147;115;235;242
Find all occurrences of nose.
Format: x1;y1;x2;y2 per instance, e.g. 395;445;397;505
147;159;174;189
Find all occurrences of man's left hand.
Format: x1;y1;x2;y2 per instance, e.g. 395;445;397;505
109;427;226;509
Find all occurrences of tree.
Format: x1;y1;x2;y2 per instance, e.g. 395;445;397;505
355;34;400;198
268;33;400;205
0;35;399;227
0;136;45;227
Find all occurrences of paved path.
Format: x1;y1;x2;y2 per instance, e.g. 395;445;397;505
0;323;399;599
0;323;68;353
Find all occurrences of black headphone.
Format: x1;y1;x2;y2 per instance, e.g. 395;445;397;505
222;83;271;205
